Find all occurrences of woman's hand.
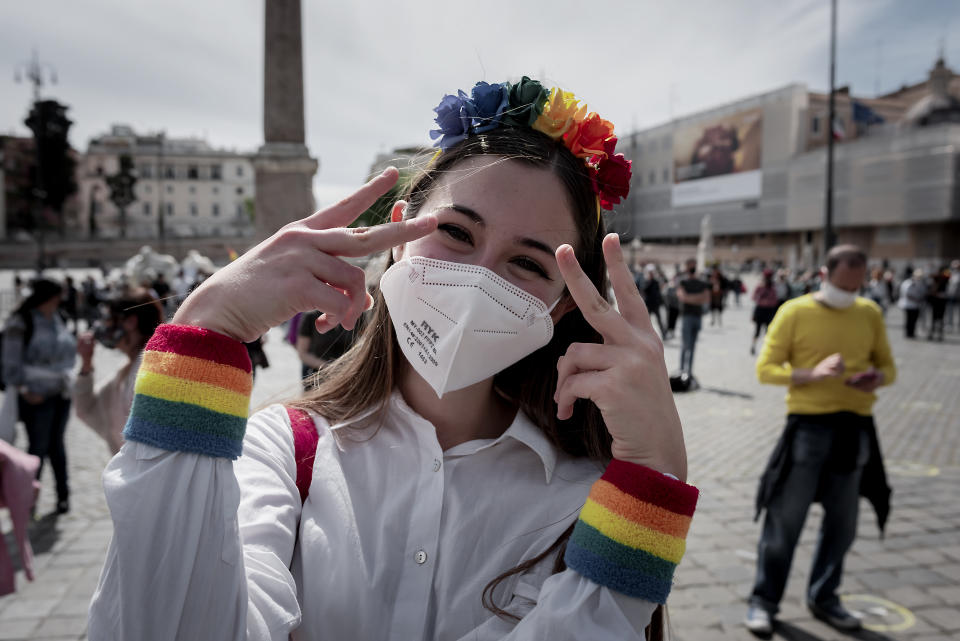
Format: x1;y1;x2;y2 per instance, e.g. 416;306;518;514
553;234;687;481
77;331;95;369
172;168;437;343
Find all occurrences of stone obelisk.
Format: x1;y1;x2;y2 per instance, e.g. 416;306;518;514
253;0;319;241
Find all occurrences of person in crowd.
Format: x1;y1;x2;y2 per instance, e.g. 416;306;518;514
171;269;192;309
774;269;790;307
677;259;709;378
1;278;77;514
898;268;926;339
750;268;779;356
74;289;164;454
640;264;668;339
731;275;744;307
61;276;80;335
87;77;698;640
81;275;101;331
946;259;960;331
746;245;895;635
663;274;681;341
296;311;361;390
926;266;949;342
708;265;728;327
151;273;172;313
866;267;888;314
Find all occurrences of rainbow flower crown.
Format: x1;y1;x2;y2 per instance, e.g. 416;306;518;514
430;77;632;213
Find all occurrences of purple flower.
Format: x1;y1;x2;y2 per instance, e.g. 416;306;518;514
430;90;471;150
467;81;510;133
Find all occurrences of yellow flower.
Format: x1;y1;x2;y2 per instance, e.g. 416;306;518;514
532;88;587;139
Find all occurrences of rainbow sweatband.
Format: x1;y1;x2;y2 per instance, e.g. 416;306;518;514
123;324;253;459
564;460;698;603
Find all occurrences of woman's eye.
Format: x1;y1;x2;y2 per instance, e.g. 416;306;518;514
513;257;550;279
439;224;472;244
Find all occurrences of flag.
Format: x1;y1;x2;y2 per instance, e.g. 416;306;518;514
227;247;239;261
832;118;845;141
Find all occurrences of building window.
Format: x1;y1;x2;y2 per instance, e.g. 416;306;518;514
236;186;243;195
96;166;104;176
649;170;656;184
187;165;199;179
189;185;196;194
236;165;244;177
662;167;670;183
166;185;173;194
166;203;174;216
143;202;151;216
212;203;220;217
140;164;153;178
661;135;671;150
164;165;175;179
811;116;820;134
144;184;152;194
236;203;244;217
212;186;219;195
211;164;222;180
190;203;198;216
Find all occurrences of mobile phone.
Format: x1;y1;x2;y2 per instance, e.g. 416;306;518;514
846;371;878;385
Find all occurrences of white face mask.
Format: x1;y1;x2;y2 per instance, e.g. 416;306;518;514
819;279;857;309
380;256;560;398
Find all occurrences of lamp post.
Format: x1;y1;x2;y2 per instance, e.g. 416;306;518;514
823;0;838;254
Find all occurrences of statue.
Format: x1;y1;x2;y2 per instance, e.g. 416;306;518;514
696;214;713;273
181;249;217;282
121;245;178;288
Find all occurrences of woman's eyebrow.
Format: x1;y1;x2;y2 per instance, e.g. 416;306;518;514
446;203;556;259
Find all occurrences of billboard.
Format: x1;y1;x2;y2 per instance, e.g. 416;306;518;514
672;107;763;207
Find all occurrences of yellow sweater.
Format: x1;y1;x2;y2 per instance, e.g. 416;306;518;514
757;294;896;416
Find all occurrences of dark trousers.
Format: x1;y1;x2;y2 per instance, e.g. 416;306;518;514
904;308;920;338
19;395;72;502
666;307;680;333
647;305;668;338
750;419;869;615
680;314;702;374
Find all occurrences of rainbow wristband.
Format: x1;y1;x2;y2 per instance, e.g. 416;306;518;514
123;324;253;459
564;460;698;603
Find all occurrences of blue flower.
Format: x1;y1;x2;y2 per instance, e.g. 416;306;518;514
430;90;471;150
467;81;510;133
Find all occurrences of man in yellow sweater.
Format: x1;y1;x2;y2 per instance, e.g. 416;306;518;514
744;245;896;636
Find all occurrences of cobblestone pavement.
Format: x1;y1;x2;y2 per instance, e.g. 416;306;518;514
1;303;958;640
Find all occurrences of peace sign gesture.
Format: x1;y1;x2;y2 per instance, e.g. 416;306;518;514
173;168;438;343
554;234;688;481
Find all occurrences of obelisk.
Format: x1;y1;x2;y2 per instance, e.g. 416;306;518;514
253;0;319;241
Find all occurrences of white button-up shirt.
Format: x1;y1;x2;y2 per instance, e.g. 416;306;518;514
89;391;656;640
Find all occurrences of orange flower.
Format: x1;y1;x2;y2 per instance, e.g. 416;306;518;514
532;88;587;139
566;112;616;159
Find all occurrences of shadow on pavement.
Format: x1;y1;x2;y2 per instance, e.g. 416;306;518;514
27;512;61;556
773;621;896;641
700;386;755;400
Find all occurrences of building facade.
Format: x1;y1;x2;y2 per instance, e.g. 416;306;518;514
79;125;256;239
612;57;960;270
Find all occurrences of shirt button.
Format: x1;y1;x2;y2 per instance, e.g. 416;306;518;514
414;549;428;565
432;458;441;472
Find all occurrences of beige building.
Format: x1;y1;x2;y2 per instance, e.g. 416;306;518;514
614;56;960;270
79;125;256;239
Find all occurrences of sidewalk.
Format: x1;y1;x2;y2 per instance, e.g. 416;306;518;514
1;303;958;640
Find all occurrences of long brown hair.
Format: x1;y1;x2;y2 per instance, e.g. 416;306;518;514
287;127;667;638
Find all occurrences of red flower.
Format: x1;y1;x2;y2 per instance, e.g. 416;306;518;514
565;113;616;159
595;153;632;210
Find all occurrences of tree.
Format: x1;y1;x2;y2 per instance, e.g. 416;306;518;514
106;155;137;238
23;99;77;233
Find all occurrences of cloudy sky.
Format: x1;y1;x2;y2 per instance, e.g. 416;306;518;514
2;0;957;206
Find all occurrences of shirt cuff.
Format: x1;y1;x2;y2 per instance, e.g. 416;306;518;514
122;324;253;459
564;459;699;603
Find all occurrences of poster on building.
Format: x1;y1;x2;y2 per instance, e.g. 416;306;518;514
672;107;763;207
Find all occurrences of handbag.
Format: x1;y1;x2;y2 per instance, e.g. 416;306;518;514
0;391;18;444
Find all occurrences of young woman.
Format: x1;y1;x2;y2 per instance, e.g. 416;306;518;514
750;269;779;355
1;278;77;514
74;289;164;454
88;78;697;640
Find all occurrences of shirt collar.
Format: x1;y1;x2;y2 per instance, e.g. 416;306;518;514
327;389;558;484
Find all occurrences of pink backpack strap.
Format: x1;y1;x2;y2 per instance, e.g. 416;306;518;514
286;407;319;503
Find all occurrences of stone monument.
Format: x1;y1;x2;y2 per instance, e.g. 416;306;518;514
253;0;319;241
696;214;713;273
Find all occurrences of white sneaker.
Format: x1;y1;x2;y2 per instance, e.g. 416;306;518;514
744;605;773;635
